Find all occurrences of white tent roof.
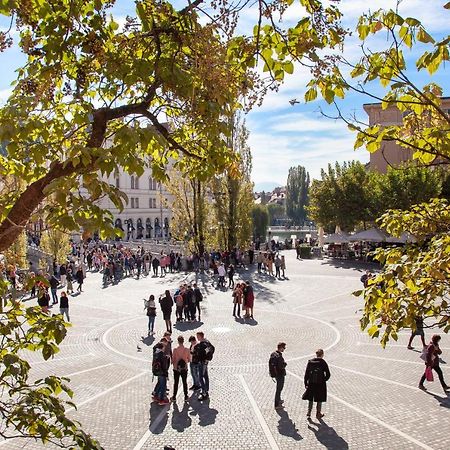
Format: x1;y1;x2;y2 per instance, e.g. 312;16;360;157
324;233;350;244
348;228;388;242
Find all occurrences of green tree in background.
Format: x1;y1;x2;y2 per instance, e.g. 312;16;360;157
39;228;72;266
304;2;450;344
251;205;269;241
308;161;371;230
285;165;310;225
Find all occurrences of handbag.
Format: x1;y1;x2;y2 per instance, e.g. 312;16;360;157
425;366;434;382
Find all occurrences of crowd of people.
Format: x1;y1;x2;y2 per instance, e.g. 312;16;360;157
151;331;215;405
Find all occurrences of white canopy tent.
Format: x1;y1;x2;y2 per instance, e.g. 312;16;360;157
348;228;389;243
323;233;350;244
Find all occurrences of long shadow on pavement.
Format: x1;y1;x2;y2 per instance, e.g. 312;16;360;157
149;402;169;434
276;409;303;441
171;402;192;432
189;398;218;426
425;391;450;408
307;419;349;449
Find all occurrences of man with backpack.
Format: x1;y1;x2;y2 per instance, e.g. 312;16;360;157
194;331;215;401
269;342;287;409
171;335;191;402
302;348;331;419
152;338;171;405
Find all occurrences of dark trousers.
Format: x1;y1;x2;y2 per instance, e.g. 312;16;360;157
275;375;285;406
173;370;188;397
420;365;447;387
233;303;240;316
196;303;201;319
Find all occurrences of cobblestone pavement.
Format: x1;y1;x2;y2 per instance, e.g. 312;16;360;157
2;251;450;449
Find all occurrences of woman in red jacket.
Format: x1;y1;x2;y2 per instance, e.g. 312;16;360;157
419;334;450;392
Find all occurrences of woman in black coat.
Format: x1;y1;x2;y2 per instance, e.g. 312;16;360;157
302;349;330;419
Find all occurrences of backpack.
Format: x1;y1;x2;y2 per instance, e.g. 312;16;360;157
269;353;278;377
309;363;324;384
176;358;188;372
197;340;215;361
152;349;164;376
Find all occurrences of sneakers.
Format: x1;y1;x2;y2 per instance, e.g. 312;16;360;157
407;346;413;349
158;398;170;405
418;384;427;391
198;393;209;401
443;385;450;392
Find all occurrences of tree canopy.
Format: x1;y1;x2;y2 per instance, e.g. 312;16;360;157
308;161;444;231
303;2;450;344
0;0;345;252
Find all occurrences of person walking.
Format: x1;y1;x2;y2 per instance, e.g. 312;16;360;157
419;334;450;392
244;281;255;319
66;269;74;294
75;267;84;292
280;255;286;278
193;283;203;321
145;295;157;335
228;264;235;289
59;263;67;287
188;335;200;391
274;255;281;278
193;331;215;401
152;338;170;405
171;336;191;402
269;342;287;409
407;316;426;349
217;263;226;289
59;291;70;321
49;274;59;305
37;285;50;314
159;290;173;333
232;282;243;317
302;349;331;419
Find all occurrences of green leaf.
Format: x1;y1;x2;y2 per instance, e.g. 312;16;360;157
304;88;317;102
417;28;435;44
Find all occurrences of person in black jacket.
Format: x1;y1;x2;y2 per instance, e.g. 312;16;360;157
302;349;331;419
269;342;287;409
159;290;173;333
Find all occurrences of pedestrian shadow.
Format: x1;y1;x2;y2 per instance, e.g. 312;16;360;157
276;409;302;441
171;402;192;432
148;402;169;434
425;391;450;408
174;321;204;331
189;399;218;426
307;419;348;449
234;317;259;326
141;335;155;346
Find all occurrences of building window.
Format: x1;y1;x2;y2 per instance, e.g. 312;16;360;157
130;198;135;209
135;177;139;190
149;177;158;190
131;176;135;189
153;198;157;209
135;198;139;209
115;177;120;188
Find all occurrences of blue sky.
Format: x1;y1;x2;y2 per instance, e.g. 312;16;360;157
1;0;448;191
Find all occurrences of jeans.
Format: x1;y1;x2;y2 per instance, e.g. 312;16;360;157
233;303;241;316
60;307;70;321
173;370;188;397
148;315;155;333
420;365;447;388
275;375;285;406
198;361;209;394
155;375;167;400
190;362;200;387
51;289;58;304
